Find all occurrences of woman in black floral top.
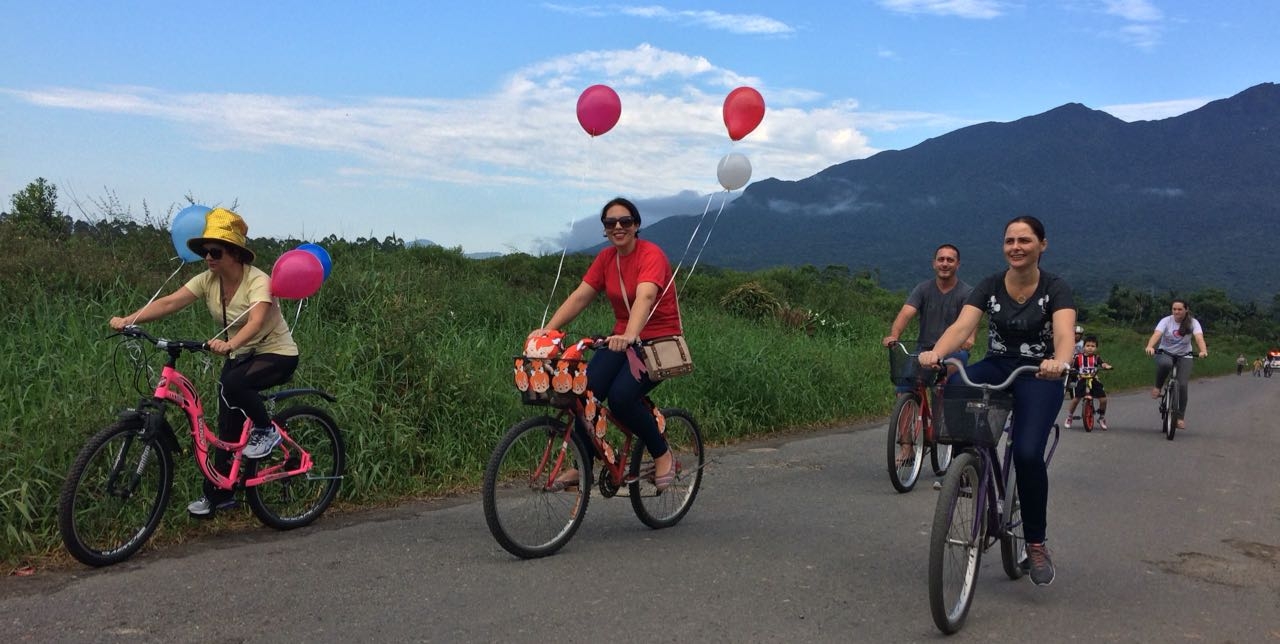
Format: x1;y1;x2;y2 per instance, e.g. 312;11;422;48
919;215;1076;586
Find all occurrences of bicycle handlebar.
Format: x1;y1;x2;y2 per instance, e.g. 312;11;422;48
114;325;209;353
941;358;1067;391
1155;349;1195;359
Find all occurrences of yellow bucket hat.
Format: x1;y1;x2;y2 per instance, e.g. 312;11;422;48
186;207;255;263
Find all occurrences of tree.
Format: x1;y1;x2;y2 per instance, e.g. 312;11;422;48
3;178;71;239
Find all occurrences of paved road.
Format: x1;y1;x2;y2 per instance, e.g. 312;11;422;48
4;374;1279;642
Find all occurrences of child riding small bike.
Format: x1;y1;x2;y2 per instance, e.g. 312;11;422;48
1063;335;1113;430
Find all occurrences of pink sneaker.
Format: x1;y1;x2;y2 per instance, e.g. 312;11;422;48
1063;416;1072;429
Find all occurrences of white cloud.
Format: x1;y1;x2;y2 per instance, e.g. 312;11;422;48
7;44;927;207
876;0;1006;19
545;4;795;35
1101;0;1162;22
1097;0;1164;49
1101;97;1210;122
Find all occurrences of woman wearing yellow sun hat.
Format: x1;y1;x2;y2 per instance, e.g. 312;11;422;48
109;207;299;517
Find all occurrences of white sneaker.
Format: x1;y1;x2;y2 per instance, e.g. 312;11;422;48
1063;416;1073;429
187;496;237;516
243;426;282;459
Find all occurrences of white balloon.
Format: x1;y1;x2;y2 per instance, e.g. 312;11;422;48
717;153;752;191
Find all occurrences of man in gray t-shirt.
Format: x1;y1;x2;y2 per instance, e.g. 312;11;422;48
883;244;975;361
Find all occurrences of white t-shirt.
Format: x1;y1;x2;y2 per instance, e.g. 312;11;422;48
1153;315;1203;355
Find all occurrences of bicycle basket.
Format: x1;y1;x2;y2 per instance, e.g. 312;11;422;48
934;385;1013;447
888;342;933;387
513;356;586;407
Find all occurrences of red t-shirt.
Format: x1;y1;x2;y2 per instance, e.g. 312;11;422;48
582;239;683;339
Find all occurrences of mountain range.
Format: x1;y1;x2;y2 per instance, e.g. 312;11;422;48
637;82;1280;303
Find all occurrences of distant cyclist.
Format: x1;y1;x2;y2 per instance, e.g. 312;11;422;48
1064;325;1084;399
1236;354;1246;376
1144;299;1208;431
1063;335;1113;430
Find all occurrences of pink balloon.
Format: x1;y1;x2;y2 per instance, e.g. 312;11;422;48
576;84;621;136
270;249;324;299
723;87;766;141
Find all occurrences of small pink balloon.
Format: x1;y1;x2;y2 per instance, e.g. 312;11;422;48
270;249;324;299
576;84;622;136
723;86;766;141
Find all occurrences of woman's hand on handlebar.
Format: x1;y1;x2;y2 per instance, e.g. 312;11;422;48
605;333;639;352
1039;359;1070;379
207;339;234;356
917;350;941;368
109;316;129;331
1144;345;1156;356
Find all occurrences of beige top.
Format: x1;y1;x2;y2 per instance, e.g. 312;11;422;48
184;265;298;359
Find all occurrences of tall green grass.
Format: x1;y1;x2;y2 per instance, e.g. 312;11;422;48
0;224;1260;568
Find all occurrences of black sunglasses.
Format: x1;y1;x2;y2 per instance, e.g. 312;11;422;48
201;247;225;260
603;216;637;229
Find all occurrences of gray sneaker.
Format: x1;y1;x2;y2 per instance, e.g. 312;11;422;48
1025;542;1056;586
243;426;282;459
187;496;237;517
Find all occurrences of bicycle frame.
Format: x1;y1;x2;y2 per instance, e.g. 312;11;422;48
126;328;320;491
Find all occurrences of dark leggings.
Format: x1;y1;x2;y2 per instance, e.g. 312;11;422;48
1154;353;1192;417
951;357;1062;544
206;353;299;502
576;347;667;462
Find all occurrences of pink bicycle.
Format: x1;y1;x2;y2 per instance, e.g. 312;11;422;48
57;325;344;566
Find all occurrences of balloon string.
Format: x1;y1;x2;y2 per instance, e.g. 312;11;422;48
634;193;715;331
293;298;304;331
213;301;262;341
127;258;185;327
681;193;730;292
541;133;596;329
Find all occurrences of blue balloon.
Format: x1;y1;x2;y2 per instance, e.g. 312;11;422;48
172;205;212;262
297;243;333;280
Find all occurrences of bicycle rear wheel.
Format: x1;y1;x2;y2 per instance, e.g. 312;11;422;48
483;415;590;558
1165;385;1179;441
887;394;924;492
999;461;1026;580
629;408;704;528
57;420;174;566
928;451;984;635
246;406;345;530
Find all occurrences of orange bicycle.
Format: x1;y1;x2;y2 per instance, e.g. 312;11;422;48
482;334;704;558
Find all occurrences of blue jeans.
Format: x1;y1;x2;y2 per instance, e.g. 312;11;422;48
948;356;1062;544
578;347;667;461
896;348;971;394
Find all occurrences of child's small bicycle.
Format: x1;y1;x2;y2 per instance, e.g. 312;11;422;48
482;334;704;559
57;325;345;566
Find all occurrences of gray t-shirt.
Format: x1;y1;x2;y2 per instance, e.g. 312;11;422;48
905;279;973;349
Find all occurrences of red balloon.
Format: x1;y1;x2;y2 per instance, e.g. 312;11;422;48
270;249;324;299
723;87;766;141
576;84;622;136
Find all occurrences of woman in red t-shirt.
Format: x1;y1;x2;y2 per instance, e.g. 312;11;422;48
530;197;683;490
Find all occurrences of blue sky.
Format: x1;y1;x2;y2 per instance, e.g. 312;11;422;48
3;1;1278;255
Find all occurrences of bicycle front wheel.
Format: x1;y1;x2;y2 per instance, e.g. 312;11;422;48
887;394;924;492
1082;399;1095;432
928;451;984;635
246;406;345;530
1165;385;1179;441
57;420;174;567
483;415;590;558
629;408;704;528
